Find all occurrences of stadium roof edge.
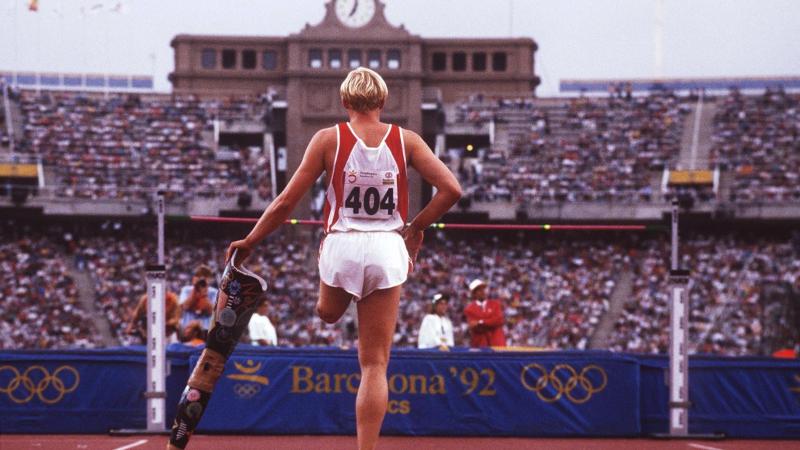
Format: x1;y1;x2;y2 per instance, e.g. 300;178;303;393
560;75;800;93
423;36;537;46
0;71;154;92
171;34;287;46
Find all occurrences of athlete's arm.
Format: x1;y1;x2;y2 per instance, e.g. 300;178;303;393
226;127;333;263
401;129;462;258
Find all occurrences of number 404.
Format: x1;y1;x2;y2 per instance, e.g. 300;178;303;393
345;187;395;216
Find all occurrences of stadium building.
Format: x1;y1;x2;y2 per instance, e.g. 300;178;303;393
0;1;798;442
170;0;538;214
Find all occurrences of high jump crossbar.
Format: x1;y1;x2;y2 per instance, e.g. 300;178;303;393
187;215;666;232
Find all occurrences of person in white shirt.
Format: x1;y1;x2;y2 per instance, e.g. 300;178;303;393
248;299;277;346
417;293;455;349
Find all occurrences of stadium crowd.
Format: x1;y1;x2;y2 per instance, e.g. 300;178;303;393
9;87;800;207
2;86;799;354
711;87;800;203
77;226;324;346
15;91;271;200
609;234;800;355
452;91;690;205
2;225;626;350
0;225;97;349
397;234;625;349
3;220;796;356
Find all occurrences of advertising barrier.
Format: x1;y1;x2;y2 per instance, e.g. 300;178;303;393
1;347;798;437
192;349;639;436
638;355;800;437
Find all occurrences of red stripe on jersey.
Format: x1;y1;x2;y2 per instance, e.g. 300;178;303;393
385;125;408;222
325;123;358;232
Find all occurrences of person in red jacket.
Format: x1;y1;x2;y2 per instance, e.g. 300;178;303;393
464;279;506;347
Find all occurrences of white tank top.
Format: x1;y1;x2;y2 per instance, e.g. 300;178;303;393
323;122;408;233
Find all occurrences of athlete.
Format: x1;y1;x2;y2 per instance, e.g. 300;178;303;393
226;67;461;450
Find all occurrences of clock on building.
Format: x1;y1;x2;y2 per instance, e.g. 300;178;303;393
335;0;376;28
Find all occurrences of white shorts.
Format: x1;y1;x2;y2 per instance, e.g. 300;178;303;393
319;231;410;300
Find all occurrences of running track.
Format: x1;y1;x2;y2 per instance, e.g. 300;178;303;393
1;435;798;450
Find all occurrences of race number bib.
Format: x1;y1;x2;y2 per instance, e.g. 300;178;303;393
342;170;397;219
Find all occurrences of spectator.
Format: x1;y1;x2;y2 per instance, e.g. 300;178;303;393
183;321;206;347
249;298;277;346
179;265;217;332
417;293;454;350
125;290;181;344
464;279;506;347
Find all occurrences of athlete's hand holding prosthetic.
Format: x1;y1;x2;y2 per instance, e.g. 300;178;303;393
225;239;253;265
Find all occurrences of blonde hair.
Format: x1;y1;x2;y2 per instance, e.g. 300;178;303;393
339;67;388;113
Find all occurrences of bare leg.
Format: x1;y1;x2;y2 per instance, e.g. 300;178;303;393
355;285;401;450
317;281;353;324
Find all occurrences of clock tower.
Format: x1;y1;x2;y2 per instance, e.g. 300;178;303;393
334;0;377;28
283;0;425;216
170;0;539;216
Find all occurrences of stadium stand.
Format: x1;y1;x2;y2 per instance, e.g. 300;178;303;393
2;220;797;355
78;226;322;346
8;87;800;209
610;233;800;355
0;223;98;349
1;87;799;356
15;91;271;200
399;233;625;350
451;90;691;205
710;87;800;203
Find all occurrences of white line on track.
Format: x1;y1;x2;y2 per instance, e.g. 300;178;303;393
112;439;149;450
687;443;723;450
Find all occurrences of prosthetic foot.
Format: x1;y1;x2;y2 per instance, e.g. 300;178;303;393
167;251;267;450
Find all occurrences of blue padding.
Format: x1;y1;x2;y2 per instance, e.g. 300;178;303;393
108;77;128;88
0;348;797;437
638;355;800;437
85;77;105;87
17;74;36;85
63;76;82;87
191;348;639;437
131;78;153;89
39;75;59;86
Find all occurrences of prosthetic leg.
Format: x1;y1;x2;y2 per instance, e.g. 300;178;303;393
167;252;267;450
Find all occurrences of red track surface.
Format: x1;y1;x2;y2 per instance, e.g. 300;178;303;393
1;435;797;450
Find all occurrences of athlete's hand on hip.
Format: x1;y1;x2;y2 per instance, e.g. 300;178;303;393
401;225;424;264
226;239;253;265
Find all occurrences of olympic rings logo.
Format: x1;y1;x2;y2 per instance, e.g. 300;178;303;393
233;383;261;399
0;365;80;405
520;363;607;404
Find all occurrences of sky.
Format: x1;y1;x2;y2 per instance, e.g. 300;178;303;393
0;0;798;95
